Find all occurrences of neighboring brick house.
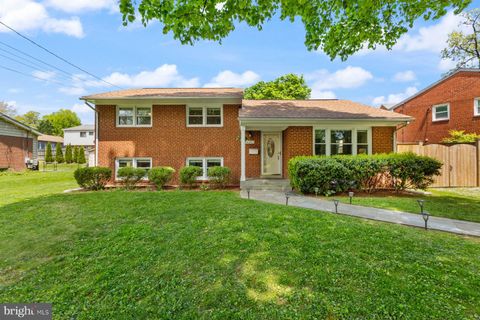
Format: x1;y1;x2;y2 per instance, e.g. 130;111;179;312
0;112;41;171
80;88;411;186
391;68;480;143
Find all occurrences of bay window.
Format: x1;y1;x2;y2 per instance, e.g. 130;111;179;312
187;105;223;127
117;106;152;127
186;157;224;180
313;128;371;156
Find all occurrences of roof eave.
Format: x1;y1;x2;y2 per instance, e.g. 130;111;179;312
0;113;42;136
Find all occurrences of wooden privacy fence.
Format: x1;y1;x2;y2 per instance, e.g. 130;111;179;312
397;141;480;187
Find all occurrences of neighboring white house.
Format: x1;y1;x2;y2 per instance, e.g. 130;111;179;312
63;125;95;146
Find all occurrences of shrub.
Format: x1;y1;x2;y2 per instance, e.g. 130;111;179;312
65;144;73;163
77;147;86;164
117;167;147;190
207;166;231;189
442;130;480;144
73;146;79;163
45;142;53;163
148;166;175;190
288;153;442;195
74;167;112;190
179;166;202;188
55;143;64;163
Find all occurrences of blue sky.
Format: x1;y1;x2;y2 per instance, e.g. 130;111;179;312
0;0;479;124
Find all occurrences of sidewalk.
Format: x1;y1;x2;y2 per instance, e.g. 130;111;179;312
239;190;480;237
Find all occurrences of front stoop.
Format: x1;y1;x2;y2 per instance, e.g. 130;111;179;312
240;178;292;191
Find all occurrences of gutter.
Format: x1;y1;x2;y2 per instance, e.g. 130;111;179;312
84;101;98;166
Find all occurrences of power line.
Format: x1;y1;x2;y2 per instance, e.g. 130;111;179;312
0;20;122;89
0;64;66;86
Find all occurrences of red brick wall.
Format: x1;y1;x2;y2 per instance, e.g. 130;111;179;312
282;126;313;177
0;136;33;171
394;71;480;143
372;127;395;154
245;130;261;178
97;104;241;184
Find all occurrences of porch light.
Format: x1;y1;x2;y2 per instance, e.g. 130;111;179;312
422;211;430;230
333;199;340;213
348;191;354;204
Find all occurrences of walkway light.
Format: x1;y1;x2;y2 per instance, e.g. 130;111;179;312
285;191;291;206
422;211;430;230
246;187;251;200
348;191;354;204
314;187;320;197
333;199;339;213
417;199;425;214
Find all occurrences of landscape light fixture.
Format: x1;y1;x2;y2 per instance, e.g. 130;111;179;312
422;211;430;230
417;199;425;214
333;199;340;213
314;187;320;197
285;191;291;206
348;191;354;204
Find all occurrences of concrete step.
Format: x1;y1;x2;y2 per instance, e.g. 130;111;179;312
240;179;292;191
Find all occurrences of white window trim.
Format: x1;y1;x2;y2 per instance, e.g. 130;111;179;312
186;157;224;180
186;104;223;127
474;98;480;116
432;103;450;122
116;105;153;128
312;127;372;156
114;157;152;180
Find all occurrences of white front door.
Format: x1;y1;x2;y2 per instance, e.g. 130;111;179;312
262;132;282;175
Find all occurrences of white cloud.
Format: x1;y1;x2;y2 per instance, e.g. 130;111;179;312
59;86;87;96
311;90;336;99
204;70;260;87
32;70;56;81
102;64;200;87
0;0;84;38
45;0;117;13
393;70;416;82
71;103;91;113
372;86;418;105
438;58;457;71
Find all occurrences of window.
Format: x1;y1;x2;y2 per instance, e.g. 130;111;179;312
314;129;326;156
89;131;94;136
117;106;152;127
314;128;371;156
475;98;480;116
186;157;224;180
115;158;152;179
331;130;352;155
432;103;450;121
357;130;369;155
187;105;223;127
80;131;86;137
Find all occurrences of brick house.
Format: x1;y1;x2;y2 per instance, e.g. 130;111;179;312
392;68;480;144
0;112;41;171
81;88;411;186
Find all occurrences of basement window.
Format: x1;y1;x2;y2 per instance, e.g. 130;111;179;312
432;103;450;121
186;157;223;180
115;157;152;179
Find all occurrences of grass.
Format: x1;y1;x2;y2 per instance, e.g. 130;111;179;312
329;188;480;223
0;164;80;206
0;172;479;319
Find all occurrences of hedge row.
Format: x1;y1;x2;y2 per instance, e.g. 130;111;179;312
288;153;442;195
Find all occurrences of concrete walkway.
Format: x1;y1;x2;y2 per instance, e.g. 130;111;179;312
240;190;480;237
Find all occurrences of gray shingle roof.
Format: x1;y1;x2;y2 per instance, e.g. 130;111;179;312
63;124;94;131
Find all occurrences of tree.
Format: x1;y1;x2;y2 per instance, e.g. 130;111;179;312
73;146;79;163
244;74;311;100
0;101;17;117
119;0;469;60
77;147;86;164
45;142;54;163
15;111;41;128
43;109;81;136
55;143;64;163
65;144;73;164
37;119;55;135
442;9;480;69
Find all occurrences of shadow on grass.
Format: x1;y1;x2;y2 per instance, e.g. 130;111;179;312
0;191;479;319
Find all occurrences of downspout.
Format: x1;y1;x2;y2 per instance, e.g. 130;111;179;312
84;101;98;166
393;121;410;152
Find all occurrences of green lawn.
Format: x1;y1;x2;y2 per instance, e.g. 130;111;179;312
0;171;479;319
0;164;80;206
330;188;480;223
